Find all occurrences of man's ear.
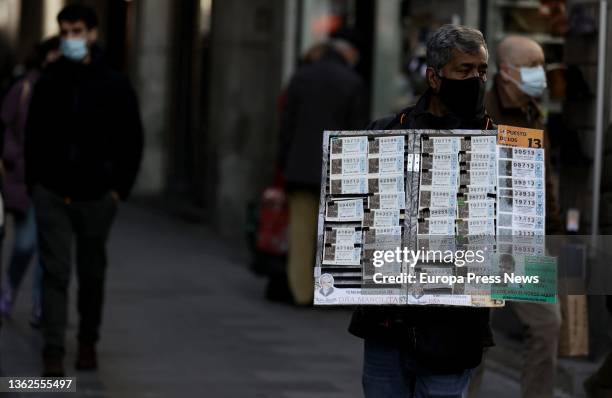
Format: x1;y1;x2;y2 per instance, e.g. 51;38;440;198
426;67;441;92
87;28;98;45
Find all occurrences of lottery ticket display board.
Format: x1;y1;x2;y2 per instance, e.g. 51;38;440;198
314;127;552;306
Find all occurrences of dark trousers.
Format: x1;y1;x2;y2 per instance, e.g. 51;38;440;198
32;185;117;357
362;340;472;398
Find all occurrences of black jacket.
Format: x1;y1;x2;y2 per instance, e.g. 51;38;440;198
349;91;494;374
280;49;368;190
25;56;143;201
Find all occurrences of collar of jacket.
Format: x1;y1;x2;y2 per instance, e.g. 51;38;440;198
320;47;349;66
492;74;542;124
394;89;494;130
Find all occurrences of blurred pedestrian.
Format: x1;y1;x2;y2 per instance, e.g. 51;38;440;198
468;35;563;398
25;4;143;377
261;42;332;304
279;32;368;306
0;36;59;327
349;25;493;398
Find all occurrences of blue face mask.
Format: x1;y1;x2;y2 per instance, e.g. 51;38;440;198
60;38;88;61
506;65;547;98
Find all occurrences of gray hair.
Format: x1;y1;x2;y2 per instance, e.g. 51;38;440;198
426;24;488;73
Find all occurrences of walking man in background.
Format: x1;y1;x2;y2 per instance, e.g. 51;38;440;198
279;31;368;306
25;4;143;376
469;35;563;398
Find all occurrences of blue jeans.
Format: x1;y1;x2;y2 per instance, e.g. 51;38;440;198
362;340;472;398
6;206;41;305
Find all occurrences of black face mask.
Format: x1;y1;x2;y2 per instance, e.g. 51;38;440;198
436;76;486;120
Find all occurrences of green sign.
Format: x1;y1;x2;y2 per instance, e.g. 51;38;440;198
491;255;557;303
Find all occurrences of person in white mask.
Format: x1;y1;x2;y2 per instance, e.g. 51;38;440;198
469;35;563;398
487;35;549;124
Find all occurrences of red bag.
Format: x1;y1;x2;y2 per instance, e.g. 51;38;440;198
255;174;289;256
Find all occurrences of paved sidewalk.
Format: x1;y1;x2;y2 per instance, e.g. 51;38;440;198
1;204;362;397
0;203;591;397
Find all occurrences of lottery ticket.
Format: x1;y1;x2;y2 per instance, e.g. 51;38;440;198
363;226;402;245
421;153;459;171
417;235;457;252
362;209;401;228
458;185;496;194
368;155;404;175
497;235;544;256
369;136;405;156
498;146;544;162
460;234;497;248
498;160;544;179
497;213;544;231
419;189;458;209
421;170;459;187
330;136;368;158
497;227;545;237
459;152;496;162
421;137;460;154
456;219;495;235
322;244;362;265
462;136;497;153
325;198;365;222
369;192;406;210
330;177;368;195
418;218;455;235
457;186;496;204
368;176;405;193
497;235;545;251
498;195;545;217
324;226;362;245
460;160;496;171
501;243;545;256
460;169;496;186
497;177;544;190
498;188;544;201
419;207;456;219
461;193;495;202
457;200;495;219
330;156;368;177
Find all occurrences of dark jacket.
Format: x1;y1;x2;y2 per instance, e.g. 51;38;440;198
1;71;39;214
485;76;563;234
25;56;143;201
349;91;494;374
280;48;368;190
